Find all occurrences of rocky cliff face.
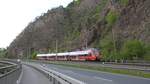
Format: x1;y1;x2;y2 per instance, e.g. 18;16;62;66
115;0;150;42
8;0;150;58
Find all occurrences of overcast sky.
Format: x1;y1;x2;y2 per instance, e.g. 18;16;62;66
0;0;73;48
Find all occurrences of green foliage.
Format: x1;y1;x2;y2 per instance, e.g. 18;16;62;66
74;0;81;5
91;0;108;22
117;0;129;6
106;10;119;27
143;44;150;60
122;40;145;60
0;48;7;58
90;13;100;23
100;38;149;61
31;51;37;59
66;27;80;41
95;0;108;13
64;0;109;51
100;34;116;61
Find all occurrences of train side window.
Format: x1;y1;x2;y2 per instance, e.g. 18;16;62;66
88;53;92;56
85;54;88;56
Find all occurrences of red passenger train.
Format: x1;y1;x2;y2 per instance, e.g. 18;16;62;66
37;48;101;61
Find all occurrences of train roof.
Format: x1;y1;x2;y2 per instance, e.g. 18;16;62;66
69;51;89;56
37;53;56;57
57;52;69;56
37;50;90;57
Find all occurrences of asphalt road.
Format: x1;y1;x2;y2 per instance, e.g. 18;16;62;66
52;61;150;72
40;63;150;84
20;65;51;84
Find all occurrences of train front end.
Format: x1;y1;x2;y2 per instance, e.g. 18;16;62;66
86;48;101;61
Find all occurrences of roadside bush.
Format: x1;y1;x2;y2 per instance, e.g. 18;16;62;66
100;35;115;61
121;40;145;60
143;44;150;60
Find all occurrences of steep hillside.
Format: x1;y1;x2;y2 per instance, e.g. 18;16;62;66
8;0;150;60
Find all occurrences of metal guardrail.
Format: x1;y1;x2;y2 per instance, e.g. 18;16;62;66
0;65;17;74
0;61;12;66
25;62;85;84
0;61;22;84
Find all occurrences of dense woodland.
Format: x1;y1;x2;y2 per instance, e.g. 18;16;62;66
6;0;150;61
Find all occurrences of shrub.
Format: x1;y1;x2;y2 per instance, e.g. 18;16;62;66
100;34;115;61
106;10;118;27
122;40;145;60
31;51;37;59
143;44;150;60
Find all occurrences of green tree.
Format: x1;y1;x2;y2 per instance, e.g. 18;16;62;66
100;35;116;61
122;40;145;60
31;51;37;59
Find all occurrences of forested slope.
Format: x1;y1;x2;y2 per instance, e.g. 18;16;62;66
8;0;150;60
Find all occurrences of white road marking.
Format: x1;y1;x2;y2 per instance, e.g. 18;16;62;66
46;66;77;74
16;67;23;84
61;69;75;73
94;76;113;82
52;67;59;70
